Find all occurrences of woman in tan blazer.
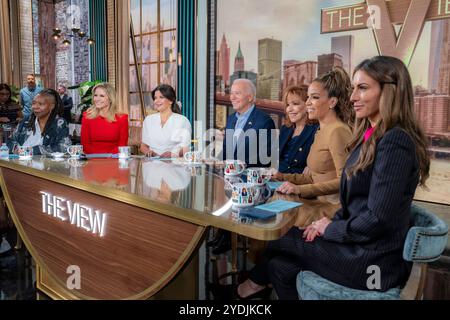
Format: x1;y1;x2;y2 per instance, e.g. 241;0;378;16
276;67;355;202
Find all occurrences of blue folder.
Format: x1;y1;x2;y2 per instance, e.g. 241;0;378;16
239;200;303;220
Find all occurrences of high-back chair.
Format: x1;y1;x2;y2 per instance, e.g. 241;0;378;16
296;204;449;300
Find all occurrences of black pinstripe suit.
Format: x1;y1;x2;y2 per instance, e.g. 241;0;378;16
249;127;417;299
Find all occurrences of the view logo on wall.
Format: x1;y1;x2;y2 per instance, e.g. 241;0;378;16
321;0;450;65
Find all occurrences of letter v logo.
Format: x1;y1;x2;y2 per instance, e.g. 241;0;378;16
366;0;432;66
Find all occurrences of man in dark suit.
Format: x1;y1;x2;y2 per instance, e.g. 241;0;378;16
222;79;276;167
212;79;276;255
58;85;73;124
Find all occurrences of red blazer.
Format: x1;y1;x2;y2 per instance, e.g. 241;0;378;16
81;112;129;154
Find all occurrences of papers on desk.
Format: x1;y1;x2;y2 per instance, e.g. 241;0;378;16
85;153;113;159
239;200;303;220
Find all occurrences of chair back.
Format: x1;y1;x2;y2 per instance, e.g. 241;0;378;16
403;204;448;263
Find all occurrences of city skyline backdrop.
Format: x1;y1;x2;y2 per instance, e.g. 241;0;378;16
217;0;431;88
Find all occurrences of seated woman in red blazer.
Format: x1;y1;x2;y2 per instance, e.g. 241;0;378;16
81;83;128;154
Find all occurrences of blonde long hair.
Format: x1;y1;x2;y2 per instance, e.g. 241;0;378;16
346;56;430;186
86;82;118;122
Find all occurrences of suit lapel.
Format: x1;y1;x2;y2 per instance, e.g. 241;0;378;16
242;108;257;132
227;113;238;130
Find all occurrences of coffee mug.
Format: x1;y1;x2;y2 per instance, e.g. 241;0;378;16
18;146;33;159
119;146;131;159
246;168;272;186
224;160;246;176
184;151;202;163
231;183;261;208
67;145;83;158
253;184;272;205
224;175;244;190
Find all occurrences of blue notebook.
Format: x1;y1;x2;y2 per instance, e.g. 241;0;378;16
239;200;302;220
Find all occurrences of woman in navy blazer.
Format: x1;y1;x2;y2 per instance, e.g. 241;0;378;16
278;86;318;174
237;56;430;299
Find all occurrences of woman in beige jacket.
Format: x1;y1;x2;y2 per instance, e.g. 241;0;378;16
276;67;355;202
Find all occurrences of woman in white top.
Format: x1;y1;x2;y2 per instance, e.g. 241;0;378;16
140;84;192;158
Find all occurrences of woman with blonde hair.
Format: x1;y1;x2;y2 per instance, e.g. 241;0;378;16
276;67;354;201
81;82;128;154
238;56;430;300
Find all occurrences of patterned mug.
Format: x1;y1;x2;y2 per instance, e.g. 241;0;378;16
184;151;202;163
224;159;246;176
119;146;131;159
67;145;83;158
18;146;33;159
246;168;272;186
231;183;261;208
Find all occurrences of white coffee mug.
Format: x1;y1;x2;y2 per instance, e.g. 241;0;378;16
224;175;244;190
246;168;272;186
67;145;83;158
18;145;33;159
184;151;202;163
119;146;131;159
224;160;246;176
231;183;261;208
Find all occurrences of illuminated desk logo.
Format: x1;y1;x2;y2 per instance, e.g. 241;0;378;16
40;191;107;237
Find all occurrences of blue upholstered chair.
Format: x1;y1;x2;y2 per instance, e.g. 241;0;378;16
296;204;449;300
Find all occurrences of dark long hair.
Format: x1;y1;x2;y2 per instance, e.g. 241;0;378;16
28;88;64;135
0;83;13;104
151;84;181;114
346;56;430;186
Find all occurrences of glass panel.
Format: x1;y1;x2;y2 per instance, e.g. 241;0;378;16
130;0;141;35
133;36;142;64
142;63;158;92
160;31;176;62
142;0;158;33
129;66;138;92
142;34;158;63
160;0;176;30
129;93;141;126
144;92;154;114
160;62;177;89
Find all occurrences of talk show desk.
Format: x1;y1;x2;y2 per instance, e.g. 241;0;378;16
0;156;339;300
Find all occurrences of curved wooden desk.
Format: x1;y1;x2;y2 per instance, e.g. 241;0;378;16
0;157;339;299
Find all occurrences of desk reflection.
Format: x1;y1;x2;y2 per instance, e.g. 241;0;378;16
141;160;191;204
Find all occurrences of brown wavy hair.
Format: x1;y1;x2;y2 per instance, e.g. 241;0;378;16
282;85;317;127
313;66;355;127
346;56;430;186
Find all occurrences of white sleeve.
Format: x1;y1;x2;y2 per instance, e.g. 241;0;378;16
171;116;192;150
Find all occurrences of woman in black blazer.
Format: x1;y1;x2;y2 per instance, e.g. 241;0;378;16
237;56;430;299
278;86;318;174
